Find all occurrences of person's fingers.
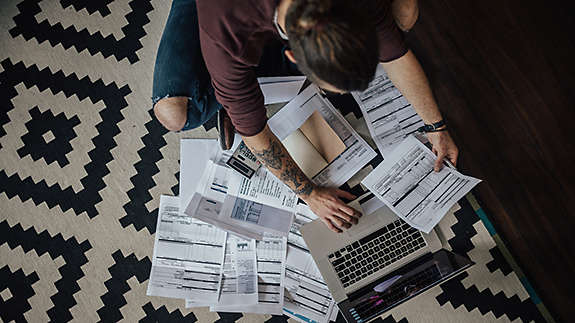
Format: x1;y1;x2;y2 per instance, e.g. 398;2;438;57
334;209;356;227
328;214;350;229
334;189;356;201
331;208;355;224
449;149;459;167
434;151;446;172
321;217;341;233
337;203;361;220
432;147;438;155
335;209;358;225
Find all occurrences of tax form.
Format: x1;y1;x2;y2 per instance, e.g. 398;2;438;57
228;165;298;212
268;84;377;187
185;160;294;240
147;195;226;302
210;234;288;315
362;135;481;233
220;236;259;305
352;65;425;156
283;204;337;323
185;235;259;308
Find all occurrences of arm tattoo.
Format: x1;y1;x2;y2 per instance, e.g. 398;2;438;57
252;138;285;170
292;182;313;196
251;136;314;197
280;158;313;197
280;164;303;188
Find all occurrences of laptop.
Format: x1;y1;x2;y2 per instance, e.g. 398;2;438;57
300;195;473;323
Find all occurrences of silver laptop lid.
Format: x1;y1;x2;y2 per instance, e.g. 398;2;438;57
301;197;442;303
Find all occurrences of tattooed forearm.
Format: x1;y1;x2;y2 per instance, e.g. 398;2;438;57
279;158;313;197
246;127;315;198
280;164;304;188
292;181;313;196
251;138;285;170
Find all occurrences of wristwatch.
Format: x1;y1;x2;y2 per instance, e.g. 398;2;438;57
418;119;447;133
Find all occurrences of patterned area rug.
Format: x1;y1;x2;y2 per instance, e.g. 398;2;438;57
0;0;549;322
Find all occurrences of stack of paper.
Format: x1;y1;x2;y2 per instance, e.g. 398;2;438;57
185;159;295;240
146;78;481;322
148;128;341;321
147;195;226;304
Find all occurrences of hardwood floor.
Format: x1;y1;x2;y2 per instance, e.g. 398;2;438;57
405;0;575;321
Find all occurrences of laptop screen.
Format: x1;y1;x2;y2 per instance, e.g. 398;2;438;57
338;250;473;323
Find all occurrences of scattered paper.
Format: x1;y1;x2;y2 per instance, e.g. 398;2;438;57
283;204;337;323
228;164;298;212
186;160;294;240
147;195;226;302
218;236;259;306
352;65;425;156
258;76;306;105
179;139;219;212
362;135;481;233
268;84;377;187
211;234;288;315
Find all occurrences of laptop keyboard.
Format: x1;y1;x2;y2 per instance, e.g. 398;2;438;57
328;219;426;288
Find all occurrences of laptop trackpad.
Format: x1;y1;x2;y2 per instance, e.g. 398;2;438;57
343;204;396;239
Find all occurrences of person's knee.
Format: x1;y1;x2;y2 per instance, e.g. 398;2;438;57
153;97;188;132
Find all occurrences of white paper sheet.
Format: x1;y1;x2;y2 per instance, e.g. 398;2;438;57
219;236;259;306
352;65;425;157
283;204;337;323
211;234;288;315
147;195;226;302
258;76;306;105
179;139;219;212
186;160;294;240
362;135;481;233
228;165;298;212
268;84;377;187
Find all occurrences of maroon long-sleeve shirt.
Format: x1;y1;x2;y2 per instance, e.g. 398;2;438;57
197;0;407;136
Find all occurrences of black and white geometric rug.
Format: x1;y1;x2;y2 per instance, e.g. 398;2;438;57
0;0;551;322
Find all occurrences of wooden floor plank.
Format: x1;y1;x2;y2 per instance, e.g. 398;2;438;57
406;0;575;320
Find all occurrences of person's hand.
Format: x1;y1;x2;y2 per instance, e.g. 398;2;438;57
426;131;458;171
302;186;362;233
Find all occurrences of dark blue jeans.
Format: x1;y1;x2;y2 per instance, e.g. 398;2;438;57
152;0;300;131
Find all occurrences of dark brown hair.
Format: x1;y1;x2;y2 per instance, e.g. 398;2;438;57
285;0;379;92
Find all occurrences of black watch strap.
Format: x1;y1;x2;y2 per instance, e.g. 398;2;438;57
418;119;447;133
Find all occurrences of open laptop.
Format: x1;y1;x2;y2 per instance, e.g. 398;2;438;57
300;195;473;323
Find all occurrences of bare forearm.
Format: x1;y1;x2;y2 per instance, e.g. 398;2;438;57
381;50;443;123
383;50;459;169
242;125;313;198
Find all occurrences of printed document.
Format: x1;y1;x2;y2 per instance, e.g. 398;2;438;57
147;195;226;302
210;234;288;315
220;236;259;306
186;160;294;240
283;204;337;323
362;135;481;233
352;65;425;156
268;84;377;187
227;165;298;212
